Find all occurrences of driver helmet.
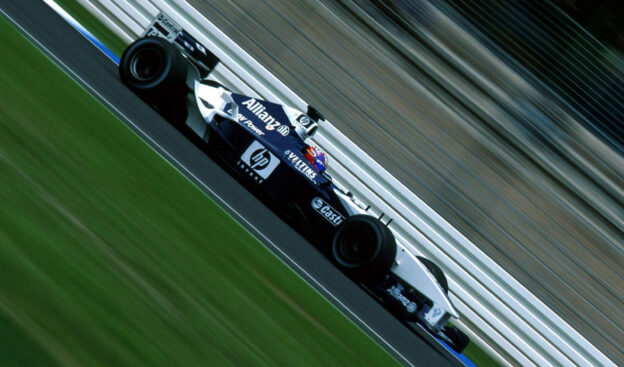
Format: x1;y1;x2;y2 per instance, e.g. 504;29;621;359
304;146;327;172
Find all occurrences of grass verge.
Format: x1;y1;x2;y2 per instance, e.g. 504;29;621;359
463;340;500;366
0;13;399;367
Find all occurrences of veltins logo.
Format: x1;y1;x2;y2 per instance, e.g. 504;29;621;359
239;141;280;183
283;149;317;183
311;197;344;226
311;197;324;210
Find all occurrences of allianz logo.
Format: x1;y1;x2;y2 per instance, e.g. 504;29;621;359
241;98;289;136
311;197;344;226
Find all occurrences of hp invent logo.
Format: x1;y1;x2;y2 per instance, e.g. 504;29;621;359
239;141;280;183
250;148;270;170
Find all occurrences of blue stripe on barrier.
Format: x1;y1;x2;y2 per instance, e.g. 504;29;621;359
44;0;120;65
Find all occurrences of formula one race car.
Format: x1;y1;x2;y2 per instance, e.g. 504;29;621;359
119;13;469;353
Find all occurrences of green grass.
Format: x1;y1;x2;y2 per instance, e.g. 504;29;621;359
0;14;399;367
53;0;128;57
463;340;500;366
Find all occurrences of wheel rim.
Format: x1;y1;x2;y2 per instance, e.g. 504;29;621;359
336;225;377;266
129;47;164;82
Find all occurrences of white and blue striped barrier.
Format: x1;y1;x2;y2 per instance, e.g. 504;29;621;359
50;1;616;366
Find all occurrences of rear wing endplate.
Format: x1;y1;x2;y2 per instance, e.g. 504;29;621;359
143;12;220;76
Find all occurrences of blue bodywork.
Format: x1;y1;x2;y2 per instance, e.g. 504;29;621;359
202;91;350;243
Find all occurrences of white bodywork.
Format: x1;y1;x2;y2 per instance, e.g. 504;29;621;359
192;79;458;330
334;189;458;330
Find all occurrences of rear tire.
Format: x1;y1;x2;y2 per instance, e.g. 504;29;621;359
331;215;396;283
119;37;189;123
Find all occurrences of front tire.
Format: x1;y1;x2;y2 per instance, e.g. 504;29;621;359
418;256;449;294
442;325;470;354
331;215;396;283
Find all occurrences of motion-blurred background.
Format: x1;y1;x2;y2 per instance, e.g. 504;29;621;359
2;0;621;365
190;0;623;362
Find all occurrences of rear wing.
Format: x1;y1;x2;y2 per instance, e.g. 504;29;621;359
143;12;219;77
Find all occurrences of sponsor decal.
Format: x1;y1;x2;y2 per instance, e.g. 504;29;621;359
310;197;344;226
311;197;323;210
238;141;279;183
145;13;181;41
296;114;311;126
284;149;317;183
228;108;265;136
276;125;290;136
387;285;418;313
241;98;290;136
156;13;181;34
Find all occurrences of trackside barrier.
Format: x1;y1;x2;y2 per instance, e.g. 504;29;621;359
68;0;615;365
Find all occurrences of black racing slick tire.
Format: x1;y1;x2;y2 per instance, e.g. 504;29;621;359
417;256;449;294
442;326;470;354
119;37;190;123
331;215;396;283
120;37;188;96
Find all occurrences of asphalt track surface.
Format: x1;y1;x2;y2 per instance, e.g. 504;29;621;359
191;0;623;361
0;2;463;366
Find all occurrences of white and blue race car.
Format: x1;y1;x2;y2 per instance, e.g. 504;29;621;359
119;13;469;353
